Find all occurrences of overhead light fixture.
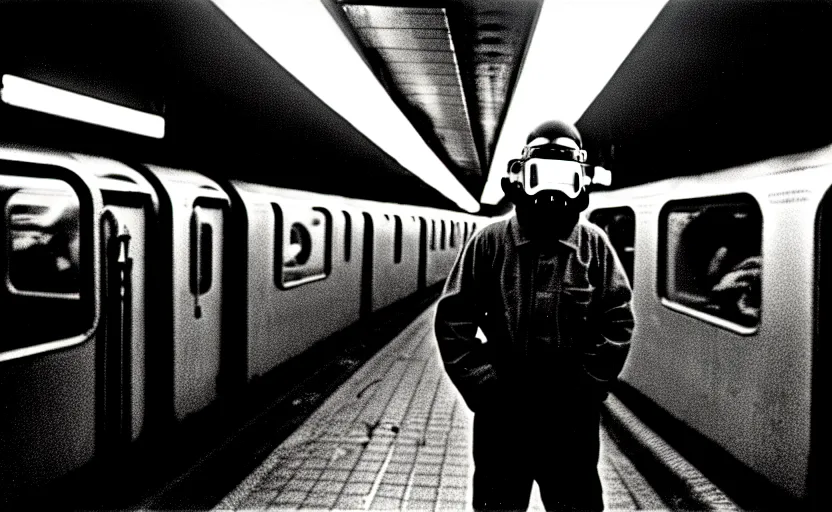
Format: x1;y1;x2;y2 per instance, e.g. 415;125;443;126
342;5;481;173
0;74;165;139
480;0;668;205
210;0;479;213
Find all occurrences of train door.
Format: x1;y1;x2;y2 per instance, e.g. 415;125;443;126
0;160;102;498
97;185;154;447
175;198;226;419
144;166;229;423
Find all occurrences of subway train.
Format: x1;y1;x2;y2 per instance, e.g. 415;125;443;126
0;144;484;500
7;138;831;507
586;142;832;507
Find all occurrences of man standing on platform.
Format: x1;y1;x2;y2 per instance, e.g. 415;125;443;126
434;120;635;511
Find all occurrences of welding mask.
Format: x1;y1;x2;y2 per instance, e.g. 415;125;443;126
508;145;589;199
501;120;611;213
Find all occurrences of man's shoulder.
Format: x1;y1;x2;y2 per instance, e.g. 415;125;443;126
471;217;511;243
577;216;610;244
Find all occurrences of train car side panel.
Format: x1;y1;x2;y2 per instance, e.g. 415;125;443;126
0;156;103;496
149;168;229;421
237;186;362;380
370;211;419;312
588;157;832;499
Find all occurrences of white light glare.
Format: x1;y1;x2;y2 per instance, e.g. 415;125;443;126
210;0;479;213
0;75;165;139
593;167;612;187
480;0;668;204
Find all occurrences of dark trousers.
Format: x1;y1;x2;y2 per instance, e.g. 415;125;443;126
472;399;603;512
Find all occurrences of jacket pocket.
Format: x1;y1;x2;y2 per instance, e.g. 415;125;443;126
560;285;594;349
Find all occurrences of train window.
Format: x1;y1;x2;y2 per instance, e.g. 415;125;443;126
343;211;351;262
393;214;402;264
6;187;81;296
273;204;331;289
589;207;636;285
450;221;456;248
430;220;436;250
660;195;762;331
2;174;94;354
287;223;312;265
440;220;446;250
190;211;213;295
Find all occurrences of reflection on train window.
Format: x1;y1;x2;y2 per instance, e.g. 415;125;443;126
430;220;436;250
393;215;402;264
343;211;351;262
274;204;330;288
662;195;762;328
5;188;81;295
285;223;311;266
589;207;635;285
440;220;446;250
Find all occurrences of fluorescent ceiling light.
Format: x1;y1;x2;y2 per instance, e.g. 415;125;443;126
210;0;479;213
0;74;165;139
480;0;668;205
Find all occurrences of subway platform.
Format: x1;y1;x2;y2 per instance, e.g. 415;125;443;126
211;304;738;511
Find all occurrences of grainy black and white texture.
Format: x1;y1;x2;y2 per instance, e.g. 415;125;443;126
215;305;677;511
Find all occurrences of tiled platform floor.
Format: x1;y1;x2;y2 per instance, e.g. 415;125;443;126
215;305;666;511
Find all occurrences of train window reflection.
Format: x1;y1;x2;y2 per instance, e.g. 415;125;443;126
6;188;81;296
274;204;330;288
285;223;312;267
589;207;635;285
662;195;762;329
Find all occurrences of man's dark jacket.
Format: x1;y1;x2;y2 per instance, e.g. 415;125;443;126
434;215;635;412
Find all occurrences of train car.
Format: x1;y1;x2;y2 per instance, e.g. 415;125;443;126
140;165;232;422
0;144;482;501
586;142;832;504
232;183;365;381
424;211;480;288
0;146;161;496
360;205;422;314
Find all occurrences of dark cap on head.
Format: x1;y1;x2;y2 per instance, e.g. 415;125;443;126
526;120;582;148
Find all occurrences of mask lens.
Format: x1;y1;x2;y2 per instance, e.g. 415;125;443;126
523;158;584;198
528;146;579;162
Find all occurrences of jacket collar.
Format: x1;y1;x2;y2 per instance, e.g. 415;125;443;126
509;214;580;251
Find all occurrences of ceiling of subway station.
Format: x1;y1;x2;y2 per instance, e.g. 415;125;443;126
0;0;830;214
327;0;541;199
